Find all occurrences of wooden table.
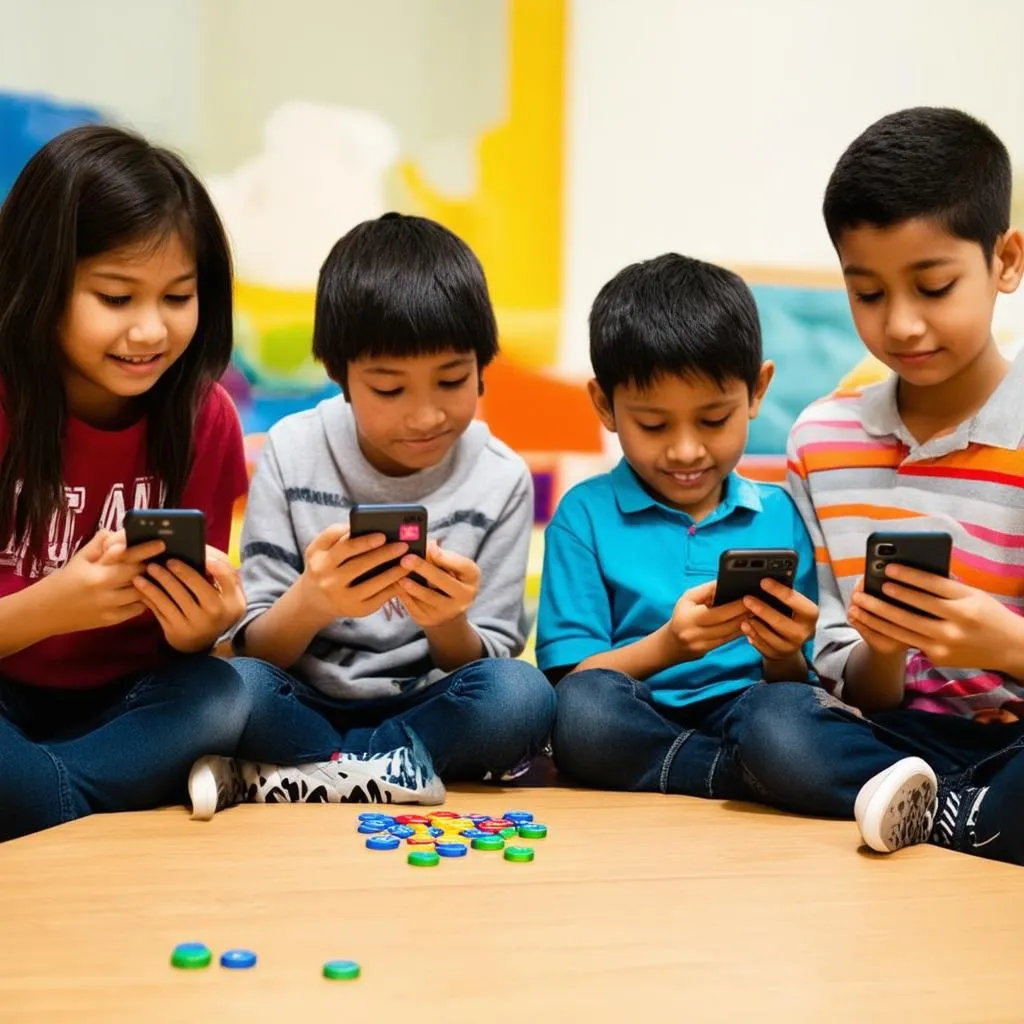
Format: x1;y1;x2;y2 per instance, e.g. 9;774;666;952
1;786;1021;1023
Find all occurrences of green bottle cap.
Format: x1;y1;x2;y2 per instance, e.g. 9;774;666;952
504;846;535;863
323;959;361;981
471;834;505;851
170;943;212;969
407;849;440;867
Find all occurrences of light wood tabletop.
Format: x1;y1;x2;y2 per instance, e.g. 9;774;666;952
1;786;1020;1023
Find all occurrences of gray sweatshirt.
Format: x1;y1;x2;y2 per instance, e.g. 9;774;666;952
234;395;534;700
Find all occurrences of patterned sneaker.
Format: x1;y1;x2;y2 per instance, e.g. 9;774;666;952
188;756;245;821
237;742;445;806
855;756;937;853
931;783;993;851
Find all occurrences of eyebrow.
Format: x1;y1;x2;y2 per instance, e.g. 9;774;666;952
364;356;475;376
627;399;738;414
843;257;957;277
89;270;197;284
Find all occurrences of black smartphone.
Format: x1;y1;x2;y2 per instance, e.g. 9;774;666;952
713;548;799;618
123;509;206;575
864;531;952;617
348;504;428;587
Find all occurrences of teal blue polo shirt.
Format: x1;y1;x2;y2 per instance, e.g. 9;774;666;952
537;459;817;707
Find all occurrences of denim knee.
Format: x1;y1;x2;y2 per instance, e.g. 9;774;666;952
453;658;556;748
186;657;255;751
553;668;636;784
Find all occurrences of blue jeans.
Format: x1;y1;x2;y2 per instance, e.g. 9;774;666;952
0;656;253;843
231;657;556;781
553;669;760;799
556;670;1024;865
730;681;1024;865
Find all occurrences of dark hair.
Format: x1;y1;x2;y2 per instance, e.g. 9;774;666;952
312;213;498;385
589;253;762;400
823;107;1012;260
0;124;233;551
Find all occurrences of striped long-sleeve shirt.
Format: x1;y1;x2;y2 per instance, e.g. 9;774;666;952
787;351;1024;721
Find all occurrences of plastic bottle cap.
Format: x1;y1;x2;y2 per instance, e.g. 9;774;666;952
408;850;441;867
323;959;361;980
171;943;212;969
504;846;535;863
220;949;257;970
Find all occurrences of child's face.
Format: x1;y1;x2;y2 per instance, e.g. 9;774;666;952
590;366;772;521
837;218;1023;389
346;350;480;476
60;232;198;424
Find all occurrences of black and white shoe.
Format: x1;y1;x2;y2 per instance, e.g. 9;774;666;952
238;742;445;806
854;757;937;853
188;755;246;821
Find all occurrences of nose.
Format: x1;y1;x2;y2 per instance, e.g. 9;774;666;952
406;402;446;435
884;295;926;345
666;430;705;465
126;305;168;346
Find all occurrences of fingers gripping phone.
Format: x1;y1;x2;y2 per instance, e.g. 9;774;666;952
713;548;799;618
348;504;428;587
123;509;206;575
864;531;952;617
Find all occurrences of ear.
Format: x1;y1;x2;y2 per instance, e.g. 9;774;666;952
993;229;1024;295
478;372;485;397
748;361;775;419
587;379;617;433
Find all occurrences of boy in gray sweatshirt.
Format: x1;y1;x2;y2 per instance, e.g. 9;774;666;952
188;214;555;817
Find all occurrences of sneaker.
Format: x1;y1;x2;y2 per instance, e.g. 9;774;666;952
855;756;937;853
188;755;245;821
931;783;992;850
237;743;445;806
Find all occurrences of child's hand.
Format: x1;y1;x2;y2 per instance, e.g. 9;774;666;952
848;578;909;656
668;581;747;660
850;565;1024;671
300;524;411;621
394;542;481;627
133;546;246;653
46;529;163;633
740;580;818;662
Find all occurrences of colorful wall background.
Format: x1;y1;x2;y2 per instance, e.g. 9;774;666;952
2;0;1023;560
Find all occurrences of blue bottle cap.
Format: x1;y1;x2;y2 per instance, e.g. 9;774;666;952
388;824;416;838
220;949;258;970
358;812;394;823
503;810;534;823
460;828;491;839
427;826;444;837
357;823;387;834
366;834;401;851
435;841;469;858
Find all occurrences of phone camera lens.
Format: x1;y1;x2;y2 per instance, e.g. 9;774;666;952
872;559;886;573
733;558;748;569
769;559;783;570
877;543;896;557
750;559;765;569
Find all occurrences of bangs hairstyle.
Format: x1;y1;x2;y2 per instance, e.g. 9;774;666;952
589;253;762;400
312;213;498;385
823;107;1012;261
0;123;233;551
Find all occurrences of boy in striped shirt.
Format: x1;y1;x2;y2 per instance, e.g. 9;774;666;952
745;108;1024;864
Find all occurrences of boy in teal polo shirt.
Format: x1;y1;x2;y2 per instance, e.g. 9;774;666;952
539;254;822;798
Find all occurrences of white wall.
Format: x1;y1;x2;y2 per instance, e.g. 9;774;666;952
561;0;1024;373
0;0;202;154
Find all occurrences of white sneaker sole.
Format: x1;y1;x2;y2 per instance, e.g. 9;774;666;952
188;758;219;822
857;757;937;853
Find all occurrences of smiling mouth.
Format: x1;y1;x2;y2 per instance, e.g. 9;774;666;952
664;468;712;484
891;350;939;362
109;353;163;365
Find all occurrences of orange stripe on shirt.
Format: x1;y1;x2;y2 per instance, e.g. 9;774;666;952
817;505;926;523
800;447;903;473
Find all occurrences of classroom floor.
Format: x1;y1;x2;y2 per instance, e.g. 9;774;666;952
1;786;1021;1023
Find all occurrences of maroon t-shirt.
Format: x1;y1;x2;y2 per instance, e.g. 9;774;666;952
0;383;248;689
